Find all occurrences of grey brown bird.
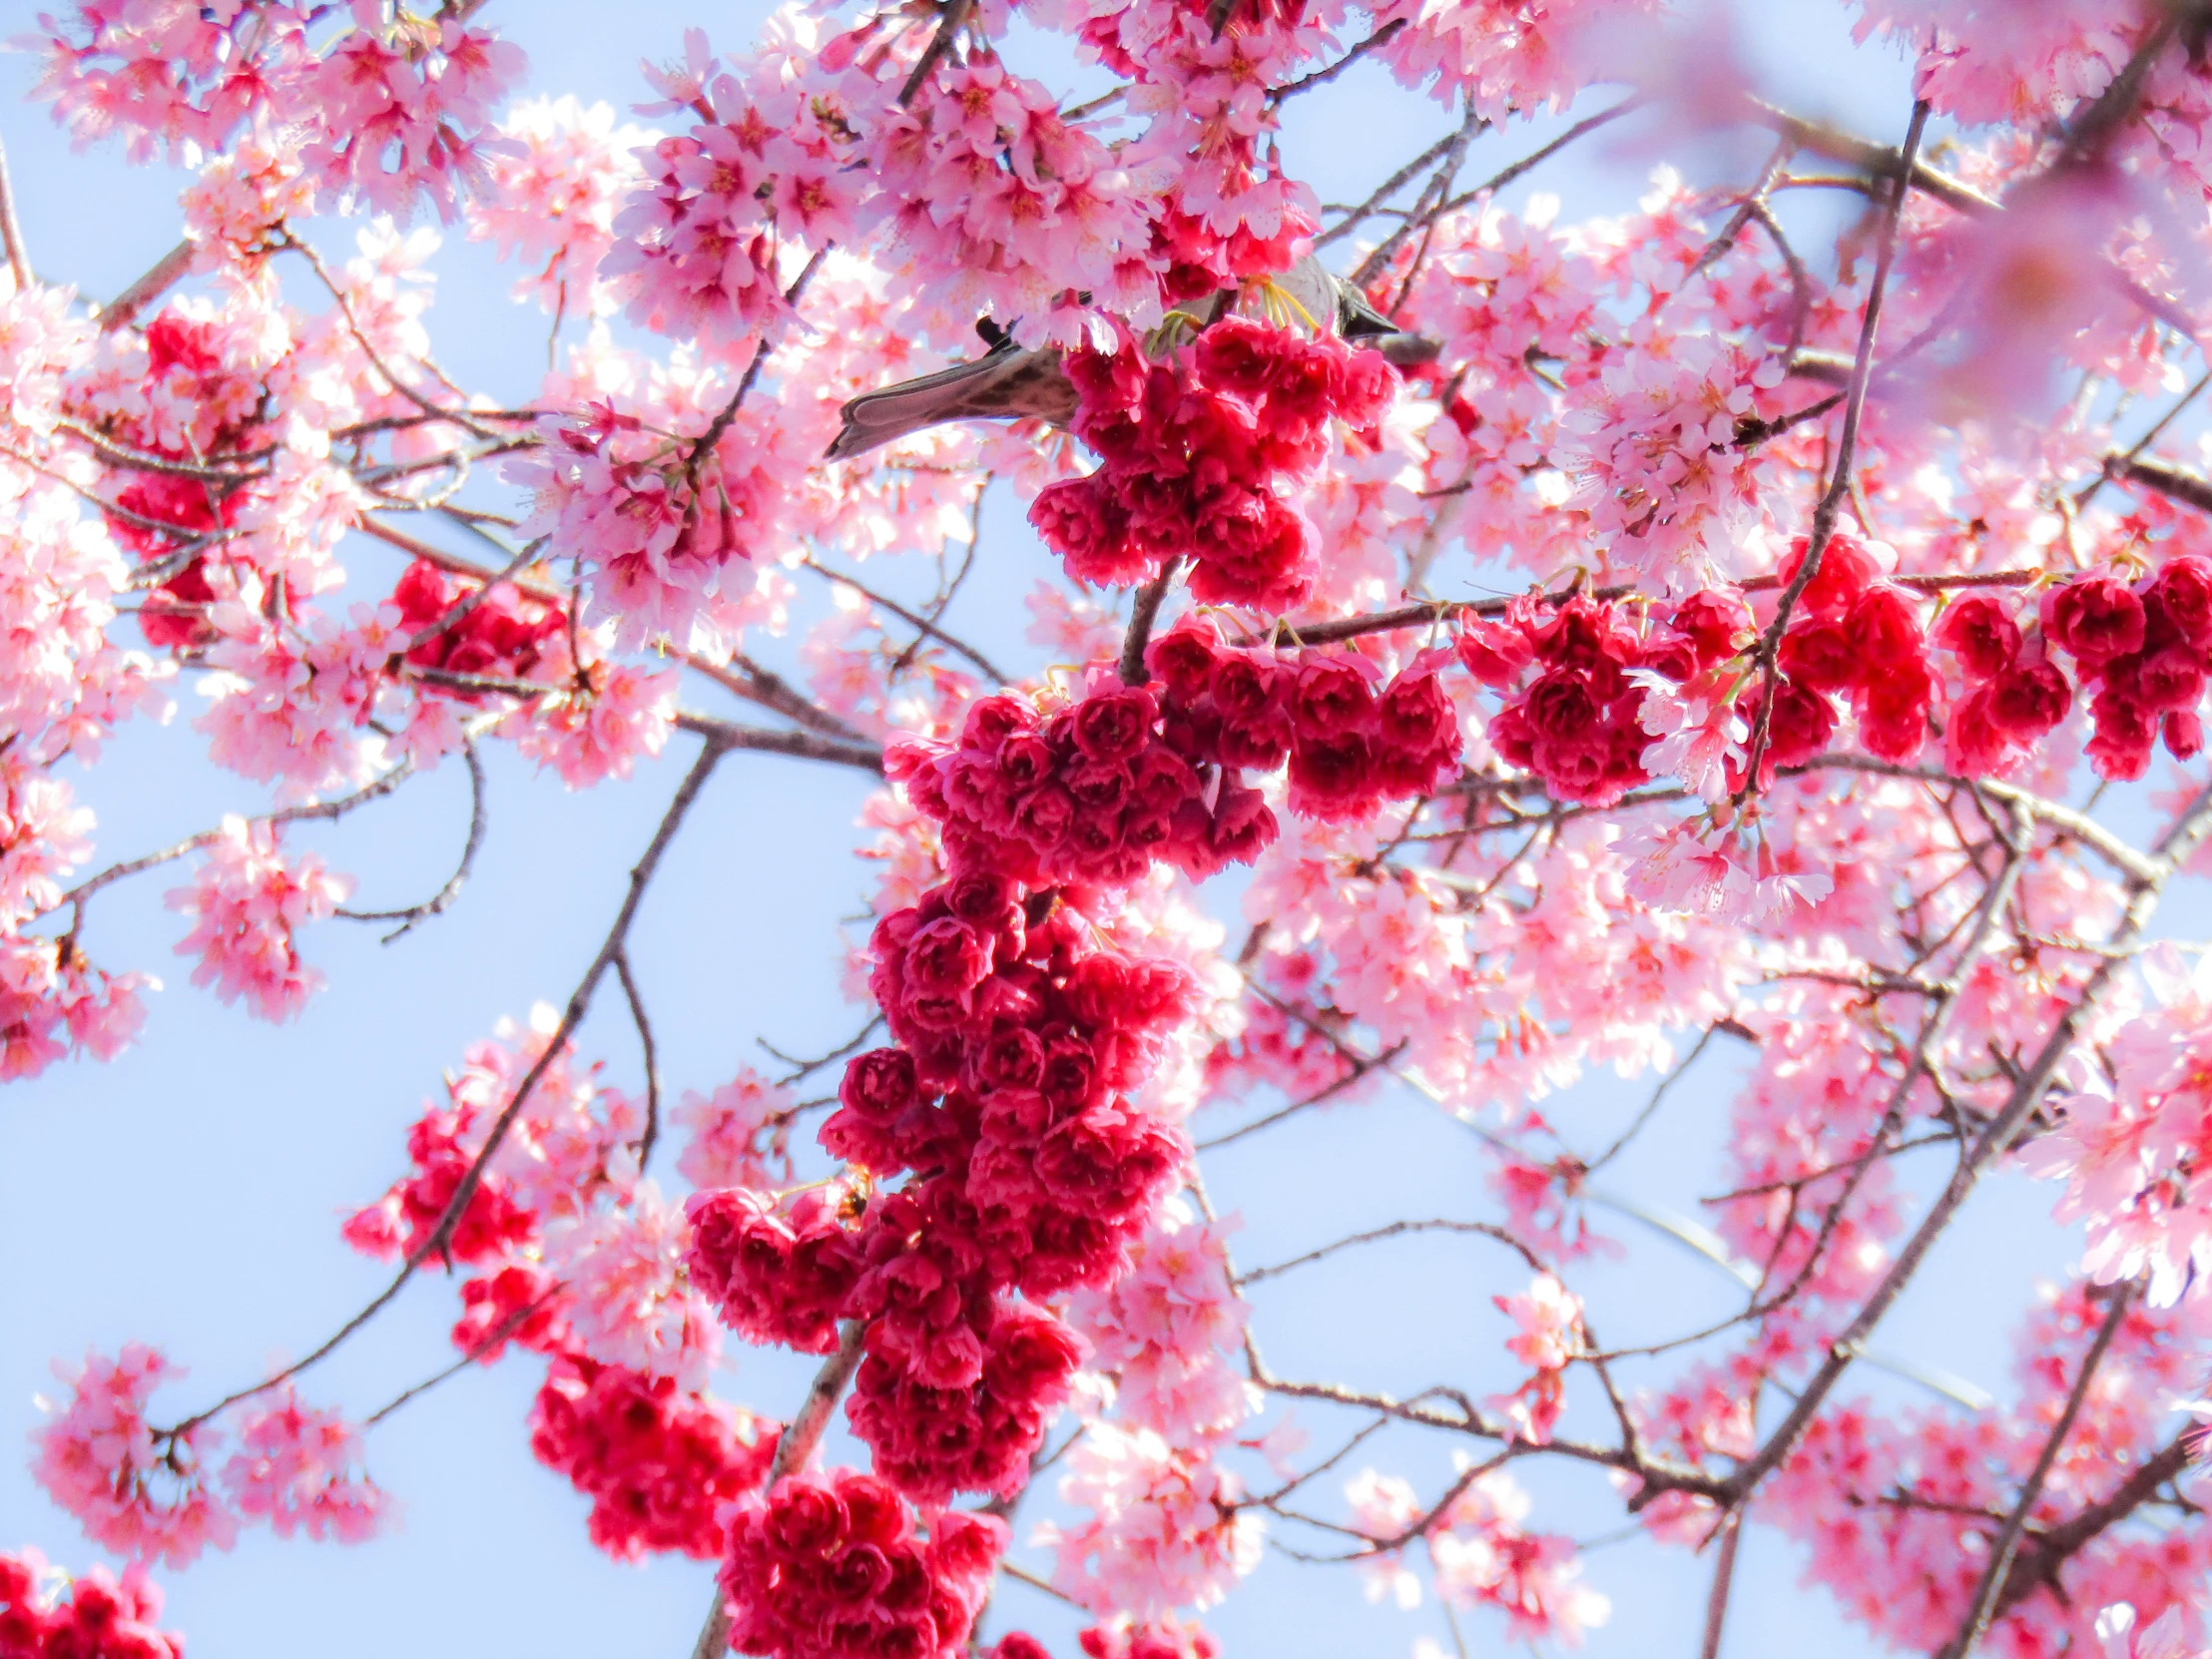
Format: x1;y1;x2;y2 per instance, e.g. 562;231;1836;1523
823;255;1441;462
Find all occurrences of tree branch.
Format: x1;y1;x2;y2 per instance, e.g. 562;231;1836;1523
1739;98;1929;798
1236;1216;1542;1287
690;1321;870;1659
334;739;489;942
1937;1282;2136;1659
1701;1509;1744;1659
1989;1433;2194;1621
614;947;665;1174
1119;562;1181;686
1724;781;2212;1502
155;738;733;1438
802;557;1009;685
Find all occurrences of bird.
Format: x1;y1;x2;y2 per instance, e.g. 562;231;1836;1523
823;255;1442;462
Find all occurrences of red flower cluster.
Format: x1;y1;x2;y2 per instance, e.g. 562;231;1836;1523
817;875;1188;1497
339;1101;537;1266
1148;618;1463;822
527;1354;778;1561
887;682;1273;889
1766;534;1936;772
2039;557;2212;779
451;1261;567;1361
686;1185;863;1357
101;312;272;653
1935;593;2072;776
1457;592;1711;805
1144;204;1318;307
689;869;1189;1513
846;1297;1085;1503
1028;316;1396;611
389;559;565;682
719;1470;1005;1659
1;1552;183;1659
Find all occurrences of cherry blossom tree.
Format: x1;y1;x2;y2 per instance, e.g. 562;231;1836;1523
9;3;2212;1659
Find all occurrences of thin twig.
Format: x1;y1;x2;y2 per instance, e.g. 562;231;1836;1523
63;751;427;911
1700;1509;1744;1659
360;1289;561;1427
1196;1039;1407;1151
2075;369;2212;510
1723;782;2212;1502
803;557;1008;684
1270;20;1405;102
614;948;664;1173
896;0;975;105
1587;1026;1717;1174
1314;127;1470;251
1354;98;1638;279
1237;1218;1543;1288
0;137;32;291
691;249;829;467
332;739;490;942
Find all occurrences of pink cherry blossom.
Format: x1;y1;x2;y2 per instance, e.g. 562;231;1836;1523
222;1388;388;1543
164;816;351;1022
30;1346;239;1567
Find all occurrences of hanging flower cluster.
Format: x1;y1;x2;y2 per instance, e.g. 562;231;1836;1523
1456;591;1697;806
2044;557;2212;780
528;1354;778;1561
1148;617;1463;822
1029;317;1398;612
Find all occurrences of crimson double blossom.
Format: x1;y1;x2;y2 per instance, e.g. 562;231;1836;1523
527;1354;778;1562
2042;557;2212;779
1765;533;1937;777
1936;591;2072;775
1146;618;1462;823
719;1470;1005;1659
388;558;566;684
1028;315;1397;612
886;680;1266;887
1457;590;1715;804
683;680;1239;1650
688;873;1191;1501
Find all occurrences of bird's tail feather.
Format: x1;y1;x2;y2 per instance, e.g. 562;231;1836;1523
825;343;1072;462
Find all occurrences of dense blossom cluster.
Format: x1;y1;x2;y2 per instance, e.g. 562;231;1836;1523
885;680;1274;886
26;3;523;218
1457;589;1711;805
2030;945;2212;1306
18;2;2212;1659
1029;317;1398;611
719;1470;1005;1659
528;1353;778;1560
0;1551;183;1659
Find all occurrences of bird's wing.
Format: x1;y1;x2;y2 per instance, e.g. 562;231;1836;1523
1272;254;1348;337
825;343;1076;462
